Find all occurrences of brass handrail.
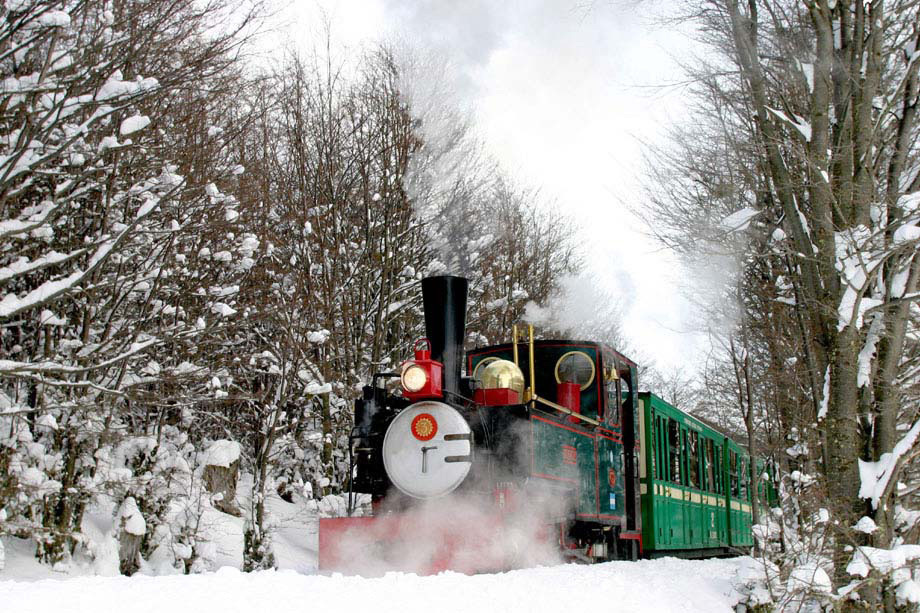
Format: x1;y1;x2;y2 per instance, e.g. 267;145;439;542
511;321;598;427
532;394;600;427
528;324;536;403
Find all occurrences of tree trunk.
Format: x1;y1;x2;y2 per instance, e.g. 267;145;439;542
202;460;241;516
322;391;333;496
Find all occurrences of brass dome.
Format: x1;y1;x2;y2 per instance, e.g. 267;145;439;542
479;359;525;397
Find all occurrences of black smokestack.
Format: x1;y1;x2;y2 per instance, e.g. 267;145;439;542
421;275;468;397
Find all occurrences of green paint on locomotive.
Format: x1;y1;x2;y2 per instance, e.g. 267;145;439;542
639;392;755;552
469;342;628;522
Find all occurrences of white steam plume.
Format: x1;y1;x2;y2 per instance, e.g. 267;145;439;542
524;271;626;347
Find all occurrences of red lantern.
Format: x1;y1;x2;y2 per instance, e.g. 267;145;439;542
401;338;443;401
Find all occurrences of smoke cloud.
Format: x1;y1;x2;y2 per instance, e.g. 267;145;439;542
523;271;626;347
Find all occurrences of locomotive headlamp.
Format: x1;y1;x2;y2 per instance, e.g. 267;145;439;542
400;339;443;400
402;363;428;392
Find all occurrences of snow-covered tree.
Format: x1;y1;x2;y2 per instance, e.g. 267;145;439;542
0;0;259;568
644;0;920;608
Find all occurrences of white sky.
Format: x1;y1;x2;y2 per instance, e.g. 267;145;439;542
272;0;706;374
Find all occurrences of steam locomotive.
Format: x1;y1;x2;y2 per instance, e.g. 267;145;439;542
318;275;760;574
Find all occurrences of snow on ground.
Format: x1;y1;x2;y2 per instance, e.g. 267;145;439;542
1;482;751;612
0;556;749;613
0;486;321;580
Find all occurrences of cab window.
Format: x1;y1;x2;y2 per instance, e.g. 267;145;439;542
606;380;620;424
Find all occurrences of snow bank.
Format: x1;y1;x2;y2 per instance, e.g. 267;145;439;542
0;472;753;613
0;557;749;613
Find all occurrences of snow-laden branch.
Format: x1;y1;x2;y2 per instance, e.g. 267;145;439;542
766;106;812;141
721;207;760;233
0;200;58;239
0;247;86;283
859;419;920;509
0;194;162;318
0;337;160;376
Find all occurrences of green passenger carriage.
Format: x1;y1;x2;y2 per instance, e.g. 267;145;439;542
639;393;754;556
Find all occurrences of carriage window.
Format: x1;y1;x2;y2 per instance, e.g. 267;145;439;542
740;457;749;500
699;437;708;492
658;417;668;481
688;431;700;489
715;445;723;494
706;439;716;493
668;420;681;485
699;438;706;491
681;430;689;486
658;417;667;480
555;351;595;391
730;451;739;497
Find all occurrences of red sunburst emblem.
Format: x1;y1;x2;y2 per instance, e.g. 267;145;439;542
411;413;438;441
